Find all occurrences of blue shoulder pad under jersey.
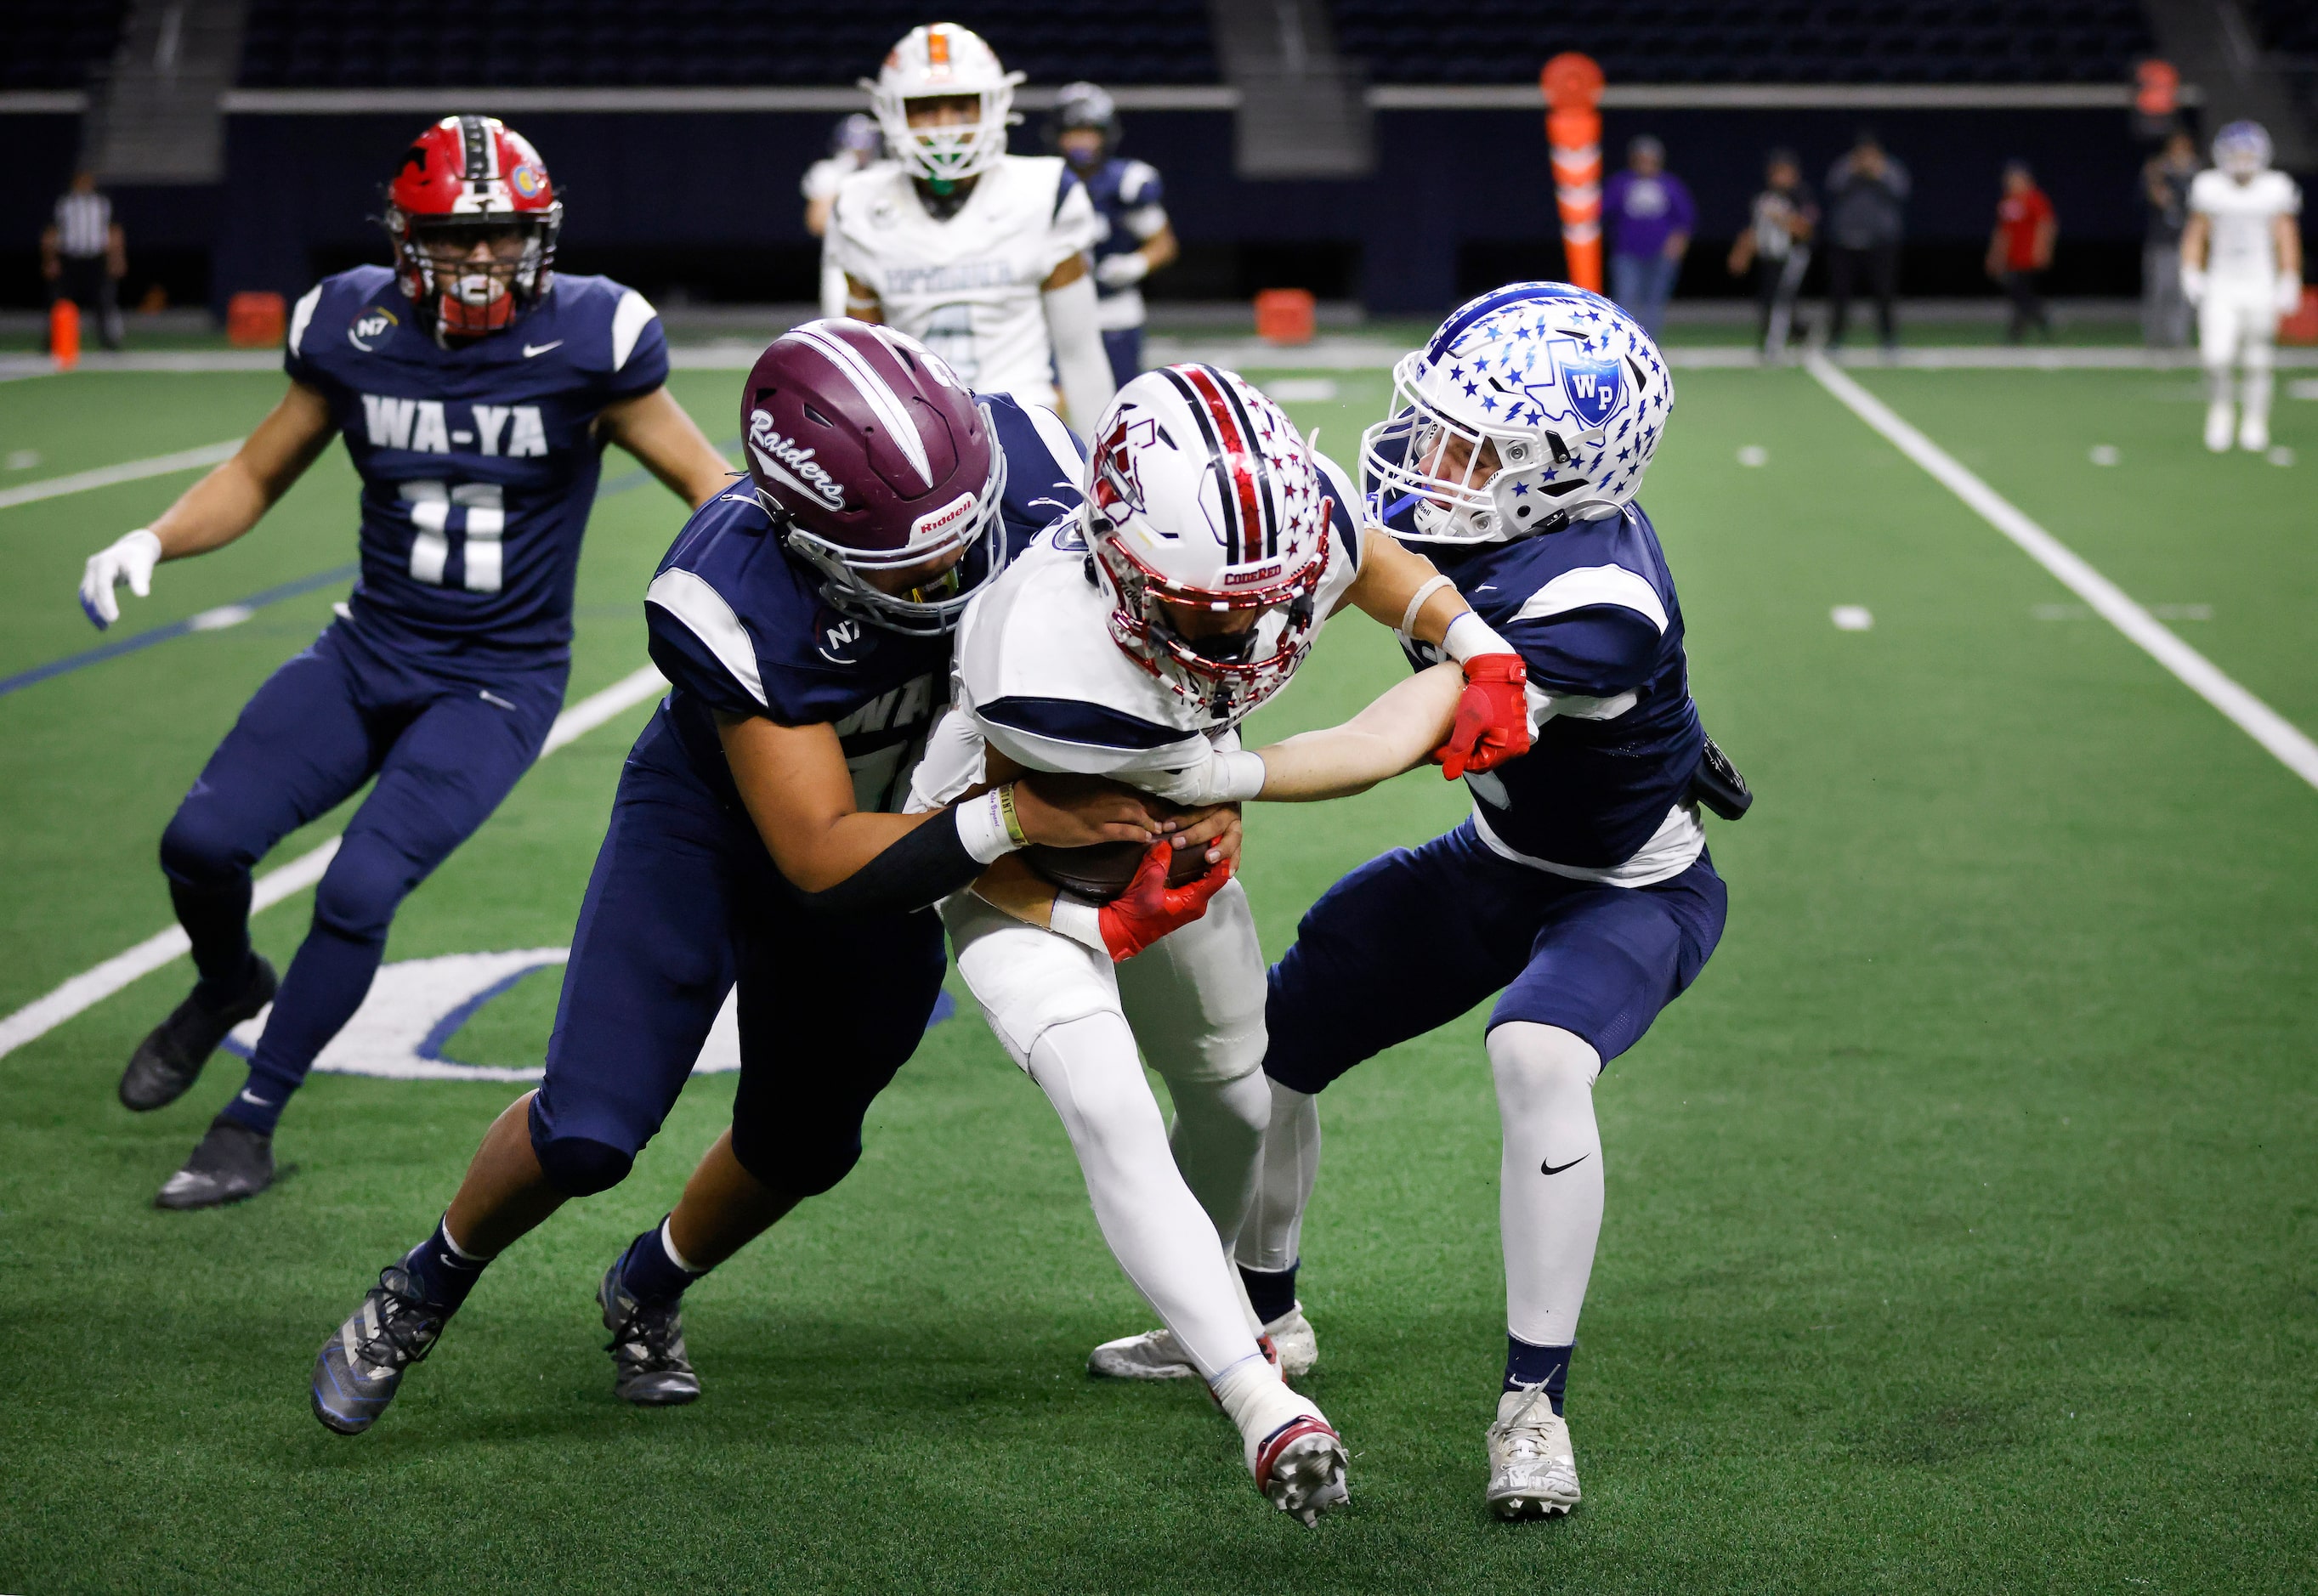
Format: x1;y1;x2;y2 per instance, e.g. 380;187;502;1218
1420;502;1704;869
983;389;1087;535
281;268;671;667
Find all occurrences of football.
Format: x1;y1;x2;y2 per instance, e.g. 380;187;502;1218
1021;799;1212;903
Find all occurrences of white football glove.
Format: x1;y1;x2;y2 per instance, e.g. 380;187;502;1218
1094;251;1150;290
79;528;163;630
2277;274;2305;316
1139;748;1266;807
2181;266;2207;308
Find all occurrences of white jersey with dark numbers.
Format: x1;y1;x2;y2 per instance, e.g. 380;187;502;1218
2190;168;2302;283
910;452;1366;806
829;155;1098;411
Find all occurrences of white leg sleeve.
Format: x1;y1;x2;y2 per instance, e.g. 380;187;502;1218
2199;290;2241;377
2241;311;2275;422
1236;1078;1320;1275
1115;880;1270;1248
1488;1022;1606;1349
943;891;1261;1381
1028;1012;1264;1381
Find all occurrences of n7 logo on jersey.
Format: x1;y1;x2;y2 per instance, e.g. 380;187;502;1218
363;393;547;457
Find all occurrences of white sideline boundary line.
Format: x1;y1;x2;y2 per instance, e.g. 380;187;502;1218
1805;355;2318;795
0;440;243;511
0;665;667;1061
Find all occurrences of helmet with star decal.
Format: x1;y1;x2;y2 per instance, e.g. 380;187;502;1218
1359;281;1675;545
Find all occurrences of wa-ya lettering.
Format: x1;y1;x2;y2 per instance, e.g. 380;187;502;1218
360;393;549;457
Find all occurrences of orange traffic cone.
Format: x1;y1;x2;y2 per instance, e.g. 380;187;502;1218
49;297;81;371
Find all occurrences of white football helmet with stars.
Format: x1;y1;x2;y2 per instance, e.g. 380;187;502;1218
1361;281;1675;545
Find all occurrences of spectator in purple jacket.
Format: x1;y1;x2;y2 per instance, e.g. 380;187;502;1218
1603;136;1694;337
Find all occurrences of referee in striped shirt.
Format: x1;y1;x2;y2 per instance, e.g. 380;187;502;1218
43;170;126;351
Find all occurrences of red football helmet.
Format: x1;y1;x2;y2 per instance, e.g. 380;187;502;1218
742;320;1008;635
383;115;562;337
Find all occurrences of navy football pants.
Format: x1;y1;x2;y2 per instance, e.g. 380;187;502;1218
1264;819;1726;1094
1102;326;1143;391
162;621;564;1126
527;710;948;1200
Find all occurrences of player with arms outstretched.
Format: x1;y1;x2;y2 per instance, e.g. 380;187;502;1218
833;24;1115;427
910;363;1533;1521
1050;82;1178;388
2182;121;2304;454
307;321;1219;1435
78;116;732;1209
1099;285;1740;1522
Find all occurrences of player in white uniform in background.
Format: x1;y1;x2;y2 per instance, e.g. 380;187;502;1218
835;24;1115;427
2181;121;2304;454
801;114;884;320
910;363;1533;1523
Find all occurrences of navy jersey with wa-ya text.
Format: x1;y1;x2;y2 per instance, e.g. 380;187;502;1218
642;393;1088;820
283;264;670;669
1406;503;1706;880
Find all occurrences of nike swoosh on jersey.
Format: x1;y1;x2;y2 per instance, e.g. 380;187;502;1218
523;340;564;357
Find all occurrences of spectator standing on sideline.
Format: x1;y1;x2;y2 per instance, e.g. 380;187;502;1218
43;171;124;351
2141;127;2199;347
1726;149;1816;357
1603;136;1692;337
1825;132;1908;352
1987;161;2057;342
802;115;884;319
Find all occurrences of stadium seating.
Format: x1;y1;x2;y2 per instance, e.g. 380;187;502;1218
235;0;1220;88
1332;1;2159;85
5;0;131;93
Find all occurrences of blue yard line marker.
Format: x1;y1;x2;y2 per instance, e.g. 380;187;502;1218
0;436;741;701
0;563;359;699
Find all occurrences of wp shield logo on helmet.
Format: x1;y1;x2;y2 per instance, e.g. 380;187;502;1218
1528;337;1629;433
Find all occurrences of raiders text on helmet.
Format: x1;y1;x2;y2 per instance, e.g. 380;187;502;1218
742;320;1007;635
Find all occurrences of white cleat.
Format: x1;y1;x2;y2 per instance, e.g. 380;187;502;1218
2205;402;2236;454
1089;1305;1318;1380
2239;413;2270;452
1486;1385;1583;1520
1250;1411;1351;1525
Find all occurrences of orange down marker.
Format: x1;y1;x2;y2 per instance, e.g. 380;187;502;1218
1541;53;1606;293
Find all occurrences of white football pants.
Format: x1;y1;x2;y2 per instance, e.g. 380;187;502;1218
1234;1021;1606;1350
2199;278;2279;424
943;880;1272;1381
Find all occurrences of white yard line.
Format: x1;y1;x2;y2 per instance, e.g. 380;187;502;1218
0;665;667;1060
1805;355;2318;794
0;439;243;512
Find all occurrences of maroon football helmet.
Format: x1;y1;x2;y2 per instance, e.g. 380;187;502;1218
742;320;1008;635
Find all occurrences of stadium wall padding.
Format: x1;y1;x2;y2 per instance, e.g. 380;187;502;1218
0;105;2197;316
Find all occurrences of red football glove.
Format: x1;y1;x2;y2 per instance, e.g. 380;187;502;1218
1432;652;1532;780
1099;843;1234;961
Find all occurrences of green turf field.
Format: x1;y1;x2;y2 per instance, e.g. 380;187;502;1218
2;353;2313;1594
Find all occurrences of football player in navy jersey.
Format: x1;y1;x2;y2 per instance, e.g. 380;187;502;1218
76;116;734;1208
1125;284;1742;1520
1051;82;1178;389
307;320;1225;1436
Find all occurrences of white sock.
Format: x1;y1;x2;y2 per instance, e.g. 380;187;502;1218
2241;354;2274;434
1210;1351;1321;1454
1236;1079;1320;1276
1489;1022;1605;1347
1026;1012;1261;1380
2206;362;2236;409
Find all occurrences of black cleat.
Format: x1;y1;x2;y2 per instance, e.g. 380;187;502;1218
119;956;276;1112
599;1259;700;1406
311;1265;446;1435
152;1113;275;1210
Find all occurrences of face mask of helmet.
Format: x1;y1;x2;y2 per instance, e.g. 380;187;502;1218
774;435;1011;637
409;219;541;336
1092;515;1326;725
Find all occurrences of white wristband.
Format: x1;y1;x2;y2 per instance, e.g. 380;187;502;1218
1397;574;1455;643
1210;749;1267;802
1442;610;1516;665
955;788;1021;865
1049;892;1108;953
